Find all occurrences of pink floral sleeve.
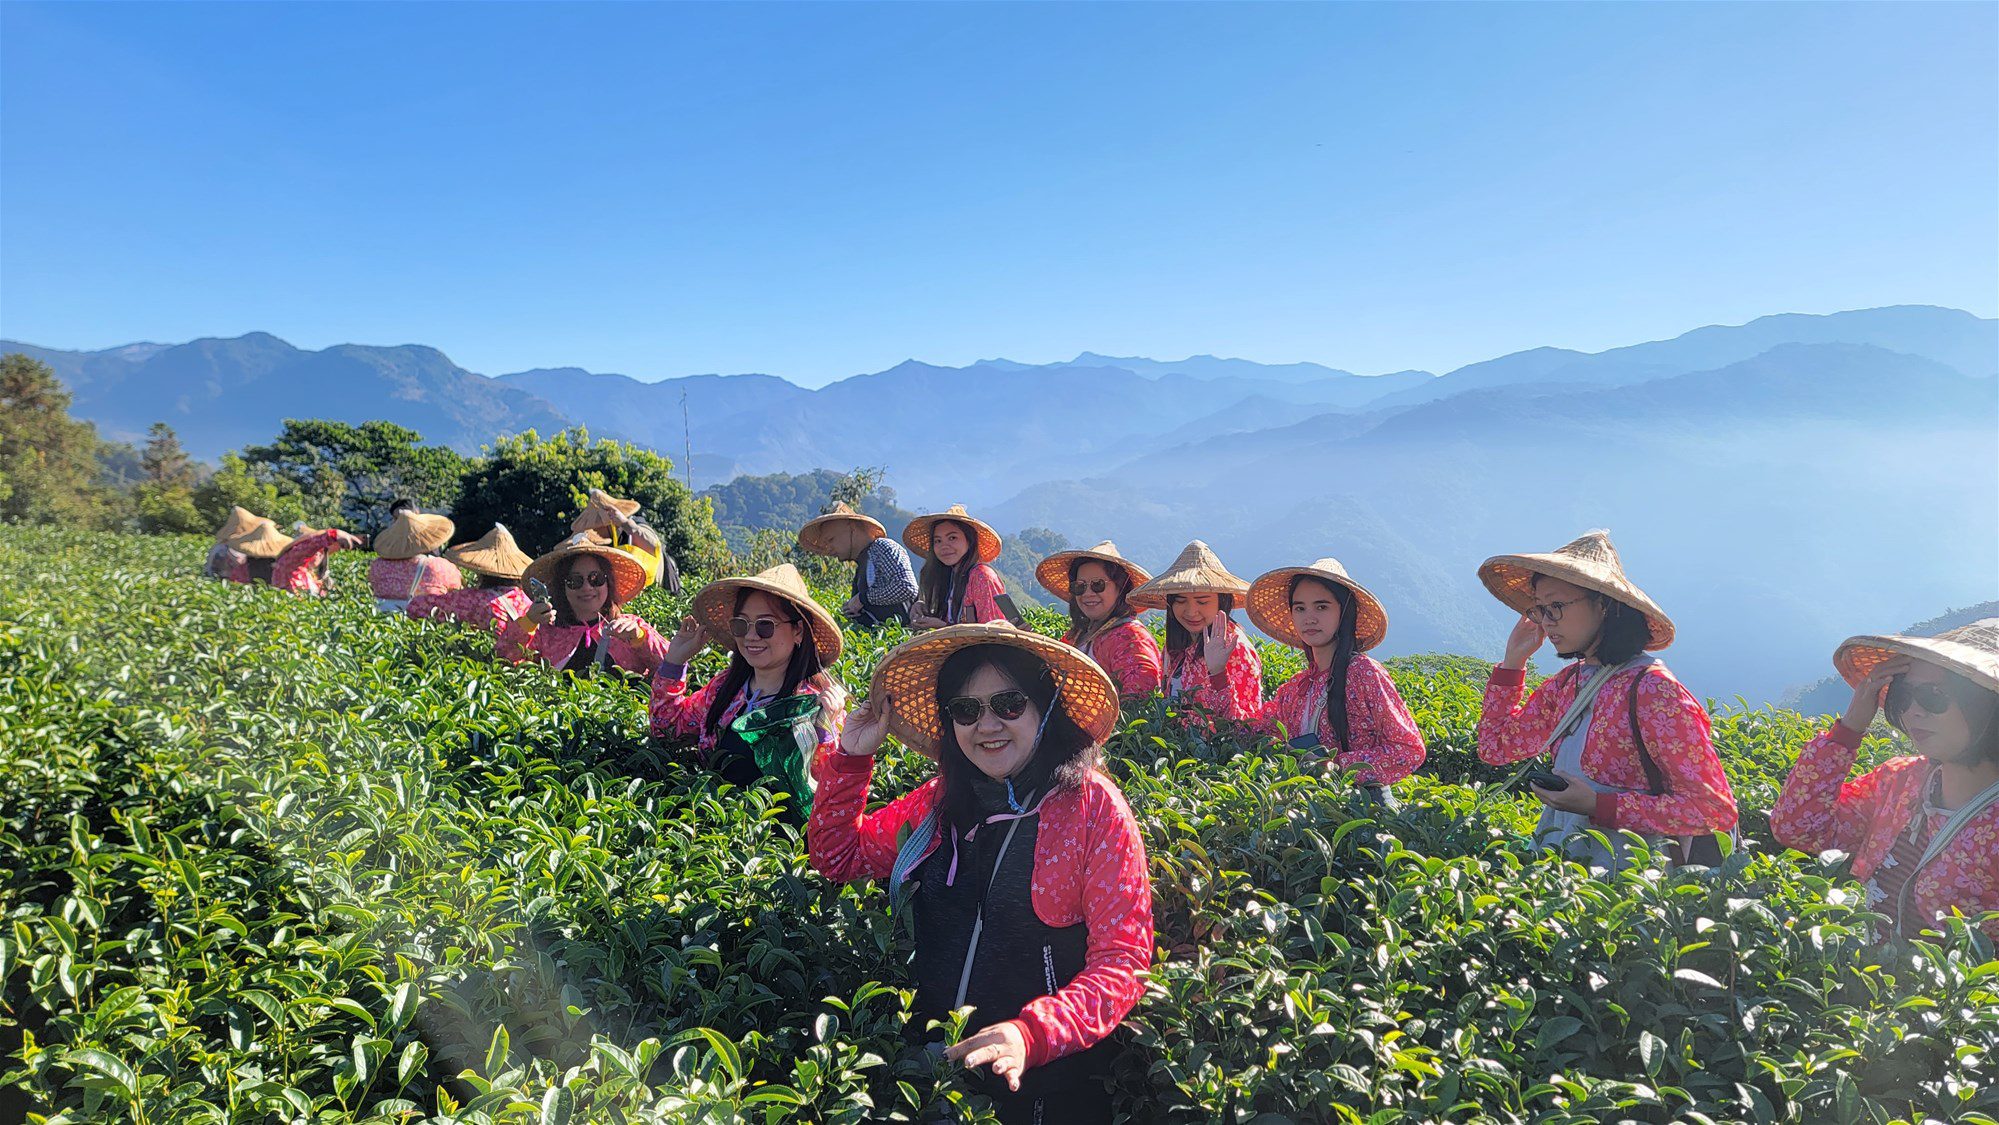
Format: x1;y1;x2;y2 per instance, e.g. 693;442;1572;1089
272;529;346;596
807;749;942;883
1245;670;1313;740
959;563;1006;624
1476;665;1573;766
1339;656;1427;786
1769;722;1874;856
649;674;723;740
605;619;670;677
495;618;538;664
1595;670;1737;836
1014;780;1153;1069
1088;621;1163;697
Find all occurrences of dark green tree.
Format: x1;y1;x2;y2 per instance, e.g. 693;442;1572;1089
0;353;110;526
131;422;205;533
454;427;731;576
192;451;310;530
241;419;468;533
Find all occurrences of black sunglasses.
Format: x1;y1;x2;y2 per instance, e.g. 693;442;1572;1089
1071;579;1109;596
730;615;797;640
945;689;1031;725
1886;676;1953;720
563;572;609;590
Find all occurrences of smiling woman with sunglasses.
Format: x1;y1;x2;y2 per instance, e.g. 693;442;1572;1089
809;624;1150;1124
650;564;847;823
1035;541;1162;698
1771;619;1999;940
498;534;668;677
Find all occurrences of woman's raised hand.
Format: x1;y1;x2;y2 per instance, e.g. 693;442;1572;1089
1501;614;1545;670
1202;619;1231;676
1841;655;1909;735
664;615;707;664
838;692;892;757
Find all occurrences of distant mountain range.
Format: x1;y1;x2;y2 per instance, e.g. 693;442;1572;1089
6;304;1994;704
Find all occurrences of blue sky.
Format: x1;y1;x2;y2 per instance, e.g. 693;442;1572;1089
2;2;1993;386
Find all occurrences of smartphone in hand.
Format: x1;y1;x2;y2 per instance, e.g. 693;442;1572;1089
1523;769;1570;792
992;593;1026;627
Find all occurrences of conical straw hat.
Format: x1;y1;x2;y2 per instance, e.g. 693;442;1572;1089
214;506;265;543
798;502;887;559
1035;541;1152;602
522;532;649;606
373;510;455;560
1835;618;1999;696
690;563;844;664
228;521;295;559
1127;540;1250;611
571;488;642;534
444;523;534;580
1478;529;1674;650
901;505;1003;564
869;622;1119;759
1248;558;1389;652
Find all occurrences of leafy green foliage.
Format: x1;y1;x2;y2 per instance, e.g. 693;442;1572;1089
239;419;472;535
454;428;731;572
0;527;1992;1124
0;354;113;527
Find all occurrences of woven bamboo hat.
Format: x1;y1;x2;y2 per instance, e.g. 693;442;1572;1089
1835;618;1999;696
522;532;649;606
214;506;265;544
444;523;534;580
870;622;1119;758
902;505;1003;564
571;488;642;534
373;511;455;560
227;521;295;560
797;502;886;559
1035;541;1152;602
690;563;844;665
1478;529;1674;650
1128;540;1251;611
1248;558;1389;652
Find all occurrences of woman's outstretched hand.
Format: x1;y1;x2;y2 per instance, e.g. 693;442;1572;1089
945;1020;1027;1092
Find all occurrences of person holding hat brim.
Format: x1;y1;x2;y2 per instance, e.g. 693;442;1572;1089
904;505;1008;630
497;534;668;677
270;524;364;597
1129;541;1263;725
207;506;264;579
1244;559;1426;787
1771;619;1999;940
800;502;919;628
1037;541;1162;698
406;523;536;634
573;488;679;595
368;510;463;614
1476;530;1737;871
809;624;1150;1124
223;521;293;585
649;564;847;823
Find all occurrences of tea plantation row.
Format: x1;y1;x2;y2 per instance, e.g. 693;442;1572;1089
0;528;1992;1124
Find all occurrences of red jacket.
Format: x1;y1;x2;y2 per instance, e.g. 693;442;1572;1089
1478;663;1737;837
1771;722;1999;939
1249;655;1427;785
807;748;1152;1070
1064;618;1163;699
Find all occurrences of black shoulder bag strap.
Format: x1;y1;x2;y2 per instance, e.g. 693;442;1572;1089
1627;667;1726;867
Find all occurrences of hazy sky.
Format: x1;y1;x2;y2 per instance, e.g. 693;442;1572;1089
3;2;1993;386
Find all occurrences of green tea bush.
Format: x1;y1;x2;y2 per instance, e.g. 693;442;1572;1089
0;527;1991;1124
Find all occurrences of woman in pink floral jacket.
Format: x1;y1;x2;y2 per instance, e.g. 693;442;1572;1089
1475;531;1737;871
1245;558;1425;787
1772;620;1999;939
1037;541;1162;699
1129;541;1262;725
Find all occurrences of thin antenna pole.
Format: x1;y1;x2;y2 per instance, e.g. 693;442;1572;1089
681;388;692;491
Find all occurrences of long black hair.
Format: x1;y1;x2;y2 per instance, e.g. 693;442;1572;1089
477;573;520;590
934;643;1099;832
1066;558;1137;648
1290;575;1359;754
1165;593;1237;659
553;553;622;626
702;588;828;734
916;518;976;622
